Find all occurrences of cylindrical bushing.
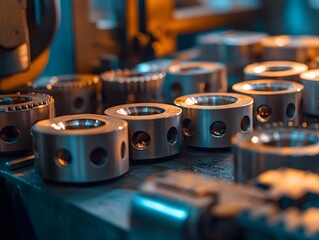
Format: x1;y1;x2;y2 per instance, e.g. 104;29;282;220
261;35;319;66
197;31;267;75
0;93;55;155
174;93;253;148
232;79;303;127
244;61;308;82
27;74;101;116
233;127;319;182
105;103;182;161
300;69;319;116
32;114;129;183
164;62;227;103
101;70;164;109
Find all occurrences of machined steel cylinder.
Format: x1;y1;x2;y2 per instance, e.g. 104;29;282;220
32;114;129;183
244;61;308;82
300;69;319;116
232;80;303;127
105;103;182;161
101;70;164;109
233;127;319;182
0;93;55;155
164;61;227;103
28;74;101;116
174;93;253;148
261;35;319;67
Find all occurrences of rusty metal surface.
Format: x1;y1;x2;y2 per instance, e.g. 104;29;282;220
0;147;233;239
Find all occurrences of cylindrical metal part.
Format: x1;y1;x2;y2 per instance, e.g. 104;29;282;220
164;62;227;103
105;103;182;161
174;93;253;148
261;35;319;66
232;80;303;127
197;30;267;66
300;69;319;116
233;127;319;183
0;93;55;155
244;61;308;82
101;70;164;109
27;74;101;116
32;114;129;183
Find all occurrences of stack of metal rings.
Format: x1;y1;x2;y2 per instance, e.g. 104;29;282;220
174;93;253;148
27;74;100;116
300;69;319;116
105;103;182;161
261;35;319;67
0;93;55;155
101;70;165;109
233;127;319;182
232;80;303;127
32;114;129;183
244;61;308;82
164;61;227;103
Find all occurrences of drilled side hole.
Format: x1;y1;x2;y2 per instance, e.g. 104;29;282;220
73;97;84;109
132;131;151;150
0;126;21;143
56;149;72;167
210;121;227;138
167;127;178;145
256;105;272;122
241;115;251;132
182;118;194;137
90;148;108;166
286;103;296;119
121;141;126;160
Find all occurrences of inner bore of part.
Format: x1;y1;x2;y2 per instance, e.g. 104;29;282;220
117;106;165;116
178;66;203;73
261;132;319;147
264;66;293;72
56;119;105;130
0;96;32;105
185;96;238;106
250;83;292;91
122;72;144;77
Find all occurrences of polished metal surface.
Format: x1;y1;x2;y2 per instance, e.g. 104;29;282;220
244;61;308;82
32;114;129;183
174;93;253;148
197;30;267;75
261;35;319;67
0;93;55;155
164;61;227;103
232;79;303;127
28;74;101;116
101;70;164;109
300;69;319;116
233;127;319;182
105;103;182;161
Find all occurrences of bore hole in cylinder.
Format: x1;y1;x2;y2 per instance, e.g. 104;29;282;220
256;105;272;122
241;116;251;132
73;97;84;109
132;131;151;149
90;148;108;166
171;83;183;98
52;119;105;130
56;149;72;167
250;83;292;91
167;127;178;145
0;96;32;105
185;96;237;106
179;66;203;73
182;118;194;137
204;82;211;92
0;126;21;143
261;132;319;147
286;103;296;119
121;142;126;160
210;121;227;138
264;66;293;72
117;106;165;116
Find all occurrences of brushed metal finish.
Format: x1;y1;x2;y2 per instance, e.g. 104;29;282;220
233;127;319;182
174;93;253;148
0;93;55;155
101;70;164;109
244;61;308;82
164;61;227;103
32;114;129;183
261;35;319;67
233;79;303;127
105;103;182;161
28;74;101;116
300;69;319;116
